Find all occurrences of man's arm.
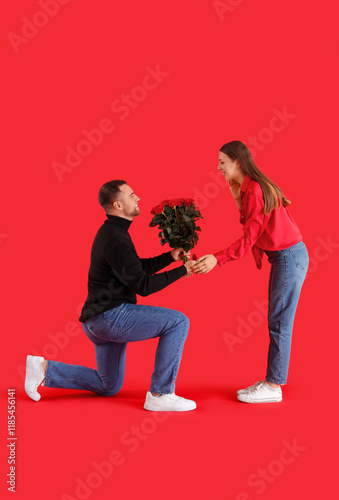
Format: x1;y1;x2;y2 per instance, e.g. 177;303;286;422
139;248;190;275
139;251;174;275
105;242;193;297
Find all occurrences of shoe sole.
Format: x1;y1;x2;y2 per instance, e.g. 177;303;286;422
237;396;282;404
144;403;197;412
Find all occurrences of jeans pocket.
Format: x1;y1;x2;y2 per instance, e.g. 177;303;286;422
289;243;309;271
86;312;106;330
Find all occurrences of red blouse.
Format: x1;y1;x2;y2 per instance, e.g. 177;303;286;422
214;174;303;270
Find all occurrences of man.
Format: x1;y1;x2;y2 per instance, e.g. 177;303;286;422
25;180;197;411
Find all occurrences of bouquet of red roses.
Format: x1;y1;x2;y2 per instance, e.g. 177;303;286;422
149;198;203;262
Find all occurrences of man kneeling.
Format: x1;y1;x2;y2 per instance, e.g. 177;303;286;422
25;180;196;411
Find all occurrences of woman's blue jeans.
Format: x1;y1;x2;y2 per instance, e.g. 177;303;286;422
265;241;309;384
44;304;189;395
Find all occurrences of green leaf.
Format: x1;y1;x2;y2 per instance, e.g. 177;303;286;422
183;214;192;222
164;205;173;214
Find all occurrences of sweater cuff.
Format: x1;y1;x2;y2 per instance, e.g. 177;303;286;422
162;250;174;264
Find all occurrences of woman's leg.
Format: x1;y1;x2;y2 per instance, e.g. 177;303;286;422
266;241;309;385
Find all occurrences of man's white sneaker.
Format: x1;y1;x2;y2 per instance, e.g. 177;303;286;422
25;355;45;402
144;391;197;412
237;381;282;404
236;380;263;396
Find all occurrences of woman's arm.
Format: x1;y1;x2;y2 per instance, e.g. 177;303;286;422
192;190;268;274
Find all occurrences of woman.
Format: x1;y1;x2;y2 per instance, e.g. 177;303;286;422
192;140;309;403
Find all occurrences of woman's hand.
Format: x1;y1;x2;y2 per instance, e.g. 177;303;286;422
171;248;191;261
229;180;242;210
229;179;241;199
192;254;218;274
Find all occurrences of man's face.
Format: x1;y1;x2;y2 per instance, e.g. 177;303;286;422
114;184;140;220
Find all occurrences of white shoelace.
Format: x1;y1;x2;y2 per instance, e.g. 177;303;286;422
247;381;266;395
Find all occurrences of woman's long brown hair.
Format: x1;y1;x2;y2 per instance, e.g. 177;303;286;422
220;140;291;215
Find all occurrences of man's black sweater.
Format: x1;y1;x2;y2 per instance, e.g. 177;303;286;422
79;214;187;322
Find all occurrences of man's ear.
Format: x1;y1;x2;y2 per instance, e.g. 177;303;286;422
112;200;121;210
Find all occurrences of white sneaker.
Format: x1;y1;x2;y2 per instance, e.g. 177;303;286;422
236;380;263;396
144;391;197;412
237;381;282;404
25;355;45;401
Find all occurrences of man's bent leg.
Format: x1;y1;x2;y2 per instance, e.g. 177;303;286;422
101;304;190;394
43;316;127;396
44;343;127;396
150;310;189;394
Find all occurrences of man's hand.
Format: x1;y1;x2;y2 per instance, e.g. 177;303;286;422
184;259;197;276
171;248;191;261
192;254;218;274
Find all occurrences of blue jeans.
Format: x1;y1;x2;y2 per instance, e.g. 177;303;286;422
44;304;189;395
265;241;309;384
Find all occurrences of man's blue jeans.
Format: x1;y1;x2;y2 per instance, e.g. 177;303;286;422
45;304;190;395
265;241;309;385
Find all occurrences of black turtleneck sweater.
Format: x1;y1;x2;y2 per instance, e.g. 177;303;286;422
79;214;187;322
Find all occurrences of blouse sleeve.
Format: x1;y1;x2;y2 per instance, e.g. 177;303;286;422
214;193;267;266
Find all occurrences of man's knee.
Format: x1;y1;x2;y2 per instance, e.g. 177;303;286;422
101;379;123;396
175;312;190;332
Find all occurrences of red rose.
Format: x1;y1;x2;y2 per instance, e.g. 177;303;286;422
167;198;183;208
151;203;165;214
181;198;194;206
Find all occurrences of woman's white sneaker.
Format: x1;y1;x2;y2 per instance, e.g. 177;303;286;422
236;380;263;396
25;355;45;401
144;391;197;411
237;381;282;403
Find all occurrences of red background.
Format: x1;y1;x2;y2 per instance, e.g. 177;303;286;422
1;1;338;499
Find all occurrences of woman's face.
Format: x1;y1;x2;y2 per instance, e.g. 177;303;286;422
217;152;239;181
